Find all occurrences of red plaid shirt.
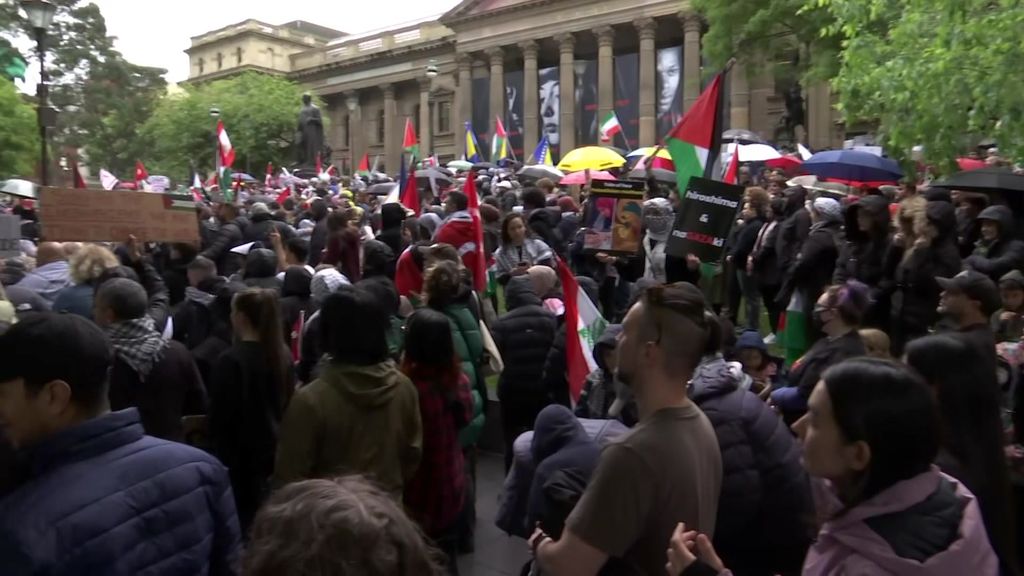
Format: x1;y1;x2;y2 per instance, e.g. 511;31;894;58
403;371;473;536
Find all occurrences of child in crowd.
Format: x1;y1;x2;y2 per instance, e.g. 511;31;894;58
858;328;892;359
731;330;780;396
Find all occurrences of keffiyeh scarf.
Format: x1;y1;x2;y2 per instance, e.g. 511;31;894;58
107;316;169;379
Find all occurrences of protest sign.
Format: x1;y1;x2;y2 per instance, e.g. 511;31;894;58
665;176;744;263
39;187;199;243
581;178;645;256
0;215;20;257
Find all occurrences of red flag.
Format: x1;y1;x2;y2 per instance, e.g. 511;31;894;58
723;146;740;184
315;153;322;176
401;172;420;216
557;260;588;404
72;160;86;189
464;172;487;293
356;153;370;175
265;162;273;187
134;160;149;187
275;188;291;206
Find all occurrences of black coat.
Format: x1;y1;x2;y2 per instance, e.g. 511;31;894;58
779;220;841;309
492;277;558;400
308;218;329;267
172;278;226;350
775;189;812;273
690;361;813;576
200;219;244;277
965;205;1024;284
528;208;566;257
728;216;765;265
834;195;892;327
242;212;294;245
752;220;783;287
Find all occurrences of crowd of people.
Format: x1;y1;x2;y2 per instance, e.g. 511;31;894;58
0;160;1022;576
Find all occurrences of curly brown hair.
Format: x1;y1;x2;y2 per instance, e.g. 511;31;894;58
422;260;466;310
243;476;445;576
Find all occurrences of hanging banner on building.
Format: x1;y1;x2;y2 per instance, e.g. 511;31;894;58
504;70;525;161
0;215;20;258
575;59;598;146
39;187;199;243
581;178;645;256
656;45;683;139
539;66;560;161
472;75;490;155
614;52;639;150
666;176;745;263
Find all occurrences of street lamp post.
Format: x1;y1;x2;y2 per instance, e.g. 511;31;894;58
345;95;358;178
21;0;57;187
209;106;220;187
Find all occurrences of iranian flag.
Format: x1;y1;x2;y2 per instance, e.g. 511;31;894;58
664;71;725;197
599;111;622;142
558;260;608;405
403;118;419;161
217;120;235;168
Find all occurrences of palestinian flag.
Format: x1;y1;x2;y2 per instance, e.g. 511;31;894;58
403;118;418;161
599;111;622;142
356;153;371;176
778;290;810;365
491;117;508;162
664;71;725;198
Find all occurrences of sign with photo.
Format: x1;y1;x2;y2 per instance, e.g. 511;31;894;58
581;178;645;256
538;66;560;161
656;45;683;139
666;177;745;263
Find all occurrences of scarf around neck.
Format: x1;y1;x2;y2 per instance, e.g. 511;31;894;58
107;316;169;380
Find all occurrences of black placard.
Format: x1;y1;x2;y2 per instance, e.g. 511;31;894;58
581;179;645;256
665;176;745;263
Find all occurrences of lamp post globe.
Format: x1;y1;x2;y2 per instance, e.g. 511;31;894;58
21;0;56;31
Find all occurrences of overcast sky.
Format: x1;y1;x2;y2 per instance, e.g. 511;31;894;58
19;0;458;87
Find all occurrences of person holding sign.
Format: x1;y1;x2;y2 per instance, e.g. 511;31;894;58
493;213;555;286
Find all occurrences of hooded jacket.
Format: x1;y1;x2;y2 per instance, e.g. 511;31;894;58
992;269;1024;342
172;276;227;350
775;186;812;273
376;204;408;257
242;211;295;245
241;248;282;290
15;260;71;303
575;324;636;424
526;405;601;532
966;205;1024;284
200;218;244;278
689;356;814;576
278;266;313;347
492;277;558;399
835;195;891;286
528;207;567;257
802;468;998;576
779;215;841;310
273;361;422;499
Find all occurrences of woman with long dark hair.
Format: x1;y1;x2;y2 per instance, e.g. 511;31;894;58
210;288;295;533
493;212;554;286
905;334;1020;575
401;308;473;574
322;208;362;282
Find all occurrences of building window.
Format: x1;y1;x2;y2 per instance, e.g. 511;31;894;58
198;57;204;75
235;47;243;65
438;101;451;134
376;109;385;144
413;104;421;137
216;52;223;70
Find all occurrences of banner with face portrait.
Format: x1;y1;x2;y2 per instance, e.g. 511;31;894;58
575;59;598;146
472;76;490;153
505;70;525;160
656;46;683;140
613;52;639;150
581;179;645;256
538;66;560;161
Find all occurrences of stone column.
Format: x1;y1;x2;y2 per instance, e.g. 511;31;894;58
344;90;362;176
681;12;703;112
521;40;539;154
487;46;506;152
596;26;615;135
456;53;473;157
418;77;432;157
729;61;750;130
807;81;834;149
635;18;656;146
749;52;773;140
556;33;576;155
383;83;398;173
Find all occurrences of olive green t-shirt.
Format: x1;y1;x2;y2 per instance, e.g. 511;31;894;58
565;403;722;576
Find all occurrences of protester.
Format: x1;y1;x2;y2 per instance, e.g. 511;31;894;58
493;212;555;285
637;197;675;283
210;288;295;533
858;328;892;359
243;202;295;245
173;255;226;349
906;335;1020;575
376;203;409;257
277;265;313;348
936;269;1000;373
530;282;722;576
669;358;1000;576
200;203;246;277
94;277;207;441
0;313;241;574
965;205;1024;284
322;208;362;282
774;186;811;281
243;476;444;576
306;198;330;266
728;189;769;330
522;187;566;257
358;275;405;361
993;269;1024;342
274;285;422;498
491;276;558;471
240;248;281;290
15;241;70;303
834;194;892;328
573;324;637;425
400;308;473;571
52;243;120;318
750;197;786;343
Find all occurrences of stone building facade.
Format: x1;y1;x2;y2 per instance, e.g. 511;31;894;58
186;0;845;175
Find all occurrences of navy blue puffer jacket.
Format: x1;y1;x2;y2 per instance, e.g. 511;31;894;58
689;357;814;576
0;409;241;576
492;276;557;398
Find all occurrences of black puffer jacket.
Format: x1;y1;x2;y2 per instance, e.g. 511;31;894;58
278;266;313;346
774;186;812;273
492;276;557;399
375;204;407;257
690;357;813;576
200;218;244;278
834;195;892;327
243;212;295;245
172;277;226;350
779;219;842;310
965;205;1024;284
528;207;566;257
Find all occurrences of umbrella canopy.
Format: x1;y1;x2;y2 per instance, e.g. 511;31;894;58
415;169;453;186
801;150;903;182
232;172;256;182
725;142;782;162
722;129;766;145
956;158;987;171
447;160;473;171
786;175;850;196
932;168;1024;194
626;147;672;160
765;155;803;171
472;162;496;171
517;165;564;182
367;182;399;196
560;170;615;185
1;179;37;199
626;168;676;184
557;146;627;172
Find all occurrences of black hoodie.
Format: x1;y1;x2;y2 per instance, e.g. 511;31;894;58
835;195;892;327
242;249;282;291
375;204;408;257
526;405;600;533
492;277;558;398
279;266;313;346
965;205;1024;284
775;186;812;273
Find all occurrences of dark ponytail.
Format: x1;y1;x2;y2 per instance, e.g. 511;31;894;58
234;289;291;408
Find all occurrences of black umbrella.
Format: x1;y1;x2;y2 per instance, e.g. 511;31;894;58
471;161;496;172
932;168;1024;194
722;129;766;145
517;165;564;182
415;169;453;186
366;182;399;196
627;167;676;184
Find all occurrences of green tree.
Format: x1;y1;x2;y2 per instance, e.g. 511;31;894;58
0;78;39;177
816;0;1024;170
141;72;319;179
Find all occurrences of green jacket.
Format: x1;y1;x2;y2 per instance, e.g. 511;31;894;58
442;303;486;447
273;361;422;500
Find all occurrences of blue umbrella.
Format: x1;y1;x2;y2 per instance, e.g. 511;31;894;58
801;150;903;182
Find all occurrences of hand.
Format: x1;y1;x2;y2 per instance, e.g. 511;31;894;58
595;252;615;264
1001;311;1018;322
269;228;283;250
893;232;905;248
125;234;142;263
686;254;701;270
528;524;550;557
666;523;725;576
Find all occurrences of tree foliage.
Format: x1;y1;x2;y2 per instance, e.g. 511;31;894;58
0;78;38;177
141;72;320;180
816;0;1024;170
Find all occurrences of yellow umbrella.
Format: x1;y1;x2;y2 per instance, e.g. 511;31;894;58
557;146;627;173
626;146;672;161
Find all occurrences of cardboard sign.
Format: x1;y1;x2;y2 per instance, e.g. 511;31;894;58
39;187;199;243
0;215;20;257
581;179;645;256
666;177;745;263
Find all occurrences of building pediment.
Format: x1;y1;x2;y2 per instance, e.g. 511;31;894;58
441;0;554;25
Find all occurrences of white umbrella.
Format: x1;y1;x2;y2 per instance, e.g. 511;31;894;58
724;143;782;162
0;179;37;199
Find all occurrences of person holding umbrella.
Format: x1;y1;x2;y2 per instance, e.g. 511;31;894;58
965;205;1024;284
